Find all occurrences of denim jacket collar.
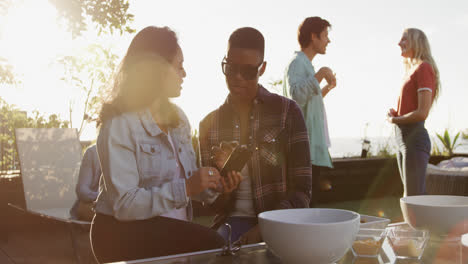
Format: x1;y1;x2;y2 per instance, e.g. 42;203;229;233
138;109;164;137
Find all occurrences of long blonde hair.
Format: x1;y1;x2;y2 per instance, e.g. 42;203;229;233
403;28;441;102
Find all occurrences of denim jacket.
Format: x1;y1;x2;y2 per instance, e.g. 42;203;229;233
95;107;217;221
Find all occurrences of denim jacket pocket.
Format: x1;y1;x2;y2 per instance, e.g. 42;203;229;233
138;143;163;177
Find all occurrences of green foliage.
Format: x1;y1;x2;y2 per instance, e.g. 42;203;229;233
48;0;135;37
436;129;461;156
373;141;396;158
0;97;69;171
1;0;133;90
267;79;283;95
463;130;468;140
56;44;118;136
0;57;17;85
0;0;135;37
431;137;443;156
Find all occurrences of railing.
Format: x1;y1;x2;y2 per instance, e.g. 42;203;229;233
0;170;20;178
0;141;20;173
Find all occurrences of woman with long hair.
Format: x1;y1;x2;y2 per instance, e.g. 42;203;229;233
90;26;240;263
387;28;440;196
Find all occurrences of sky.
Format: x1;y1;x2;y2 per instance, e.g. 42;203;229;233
1;0;467;147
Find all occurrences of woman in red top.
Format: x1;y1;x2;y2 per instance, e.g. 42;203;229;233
387;28;440;196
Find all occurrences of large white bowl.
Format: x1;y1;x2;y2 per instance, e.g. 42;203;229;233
400;195;468;236
258;208;360;264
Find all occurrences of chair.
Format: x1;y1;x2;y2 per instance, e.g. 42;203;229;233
9;128;93;263
426;161;468;195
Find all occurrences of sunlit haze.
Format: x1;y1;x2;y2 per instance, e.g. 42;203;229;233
1;0;467;152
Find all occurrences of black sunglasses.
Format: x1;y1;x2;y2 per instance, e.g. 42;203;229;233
221;57;264;80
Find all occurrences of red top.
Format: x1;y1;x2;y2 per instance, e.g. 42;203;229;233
397;62;436;116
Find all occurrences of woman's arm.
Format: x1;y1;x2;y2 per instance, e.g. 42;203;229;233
388;90;432;124
76;146;99;202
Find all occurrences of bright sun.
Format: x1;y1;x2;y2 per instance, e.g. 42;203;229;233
1;0;72;73
0;0;99;138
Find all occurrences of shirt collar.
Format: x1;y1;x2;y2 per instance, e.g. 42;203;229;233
139;108;164;137
224;84;268;108
296;51;314;66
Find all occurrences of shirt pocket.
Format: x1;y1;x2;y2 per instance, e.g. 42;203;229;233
137;143;163;178
259;127;286;167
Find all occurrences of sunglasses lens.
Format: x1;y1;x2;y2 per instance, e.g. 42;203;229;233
224;64;235;76
240;68;257;80
222;63;258;80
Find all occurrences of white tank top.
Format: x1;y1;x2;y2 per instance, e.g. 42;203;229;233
160;132;188;221
229;165;256;217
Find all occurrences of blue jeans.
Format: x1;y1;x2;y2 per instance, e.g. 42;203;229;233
216;216;257;243
395;121;431;196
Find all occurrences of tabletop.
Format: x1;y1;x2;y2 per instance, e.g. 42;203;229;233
111;232;468;264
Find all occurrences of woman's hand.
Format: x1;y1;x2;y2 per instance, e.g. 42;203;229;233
185;167;221;197
387;108;397;123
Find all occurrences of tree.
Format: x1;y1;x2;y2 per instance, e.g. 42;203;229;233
0;97;69;171
49;0;135;37
0;0;134;86
0;57;16;84
1;0;135;37
57;44;118;136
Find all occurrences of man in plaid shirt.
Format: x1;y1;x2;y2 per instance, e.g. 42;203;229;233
199;27;312;245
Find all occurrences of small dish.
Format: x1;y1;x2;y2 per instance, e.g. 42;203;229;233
386;225;429;260
351;228;386;258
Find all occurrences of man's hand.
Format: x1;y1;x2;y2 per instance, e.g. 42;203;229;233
211;141;244;193
220;171;243;193
211;141;238;169
316;67;335;85
236;225;262;245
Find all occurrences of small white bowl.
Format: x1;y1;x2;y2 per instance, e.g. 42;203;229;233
400;195;468;236
258;208;360;264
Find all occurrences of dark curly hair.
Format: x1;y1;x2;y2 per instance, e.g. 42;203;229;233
97;26;181;127
298;17;331;49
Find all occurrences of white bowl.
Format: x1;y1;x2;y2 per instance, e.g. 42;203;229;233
258;208;360;264
400;195;468;236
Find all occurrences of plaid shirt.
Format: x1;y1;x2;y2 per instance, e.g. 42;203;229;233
199;85;312;226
